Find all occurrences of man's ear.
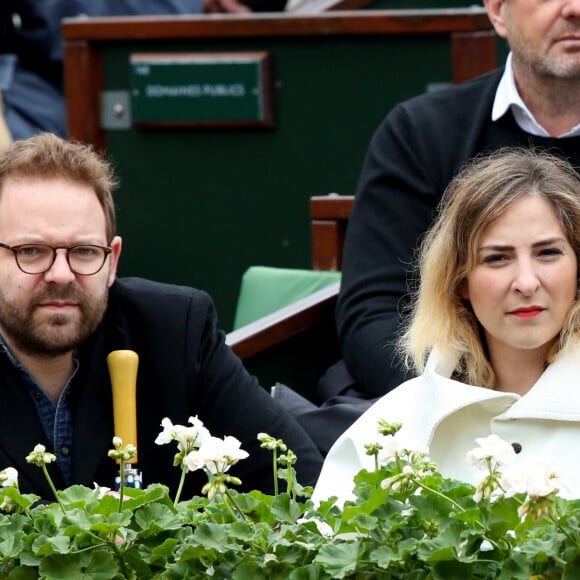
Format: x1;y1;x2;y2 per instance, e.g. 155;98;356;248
107;235;122;287
483;0;508;39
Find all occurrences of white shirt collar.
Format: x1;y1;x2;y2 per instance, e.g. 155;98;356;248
492;52;580;138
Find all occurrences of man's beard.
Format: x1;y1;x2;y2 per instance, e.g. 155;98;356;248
511;23;580;80
0;285;108;356
535;53;580;79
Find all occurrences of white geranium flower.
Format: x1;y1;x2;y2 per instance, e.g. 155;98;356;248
154;418;174;445
466;434;516;469
377;434;428;466
182;449;206;473
155;416;210;452
498;464;528;498
377;435;402;462
0;467;18;488
26;444;57;466
501;459;566;498
184;435;249;475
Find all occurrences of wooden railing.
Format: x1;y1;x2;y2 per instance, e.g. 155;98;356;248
311;195;354;271
63;7;497;150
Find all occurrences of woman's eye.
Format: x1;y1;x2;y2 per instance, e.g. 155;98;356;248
482;254;508;264
538;247;563;259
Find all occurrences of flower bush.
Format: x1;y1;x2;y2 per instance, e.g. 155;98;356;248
0;419;579;578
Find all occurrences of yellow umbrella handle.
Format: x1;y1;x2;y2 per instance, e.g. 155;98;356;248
107;350;139;464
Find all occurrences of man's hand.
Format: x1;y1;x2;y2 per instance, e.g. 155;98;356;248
203;0;251;13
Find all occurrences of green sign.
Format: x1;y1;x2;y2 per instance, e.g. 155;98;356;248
129;52;272;126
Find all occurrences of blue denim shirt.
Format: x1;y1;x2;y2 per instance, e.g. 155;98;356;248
0;336;78;486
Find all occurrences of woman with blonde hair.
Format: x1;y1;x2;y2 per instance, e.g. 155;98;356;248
314;147;580;502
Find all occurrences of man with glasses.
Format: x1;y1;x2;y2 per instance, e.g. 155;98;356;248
0;132;322;500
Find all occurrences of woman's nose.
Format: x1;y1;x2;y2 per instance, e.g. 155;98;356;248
511;260;540;295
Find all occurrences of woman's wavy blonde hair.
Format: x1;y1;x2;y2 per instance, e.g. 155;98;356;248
399;147;580;388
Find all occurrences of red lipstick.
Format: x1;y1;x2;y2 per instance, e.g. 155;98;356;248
508;306;545;319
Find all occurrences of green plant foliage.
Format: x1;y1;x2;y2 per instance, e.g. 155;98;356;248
0;425;578;578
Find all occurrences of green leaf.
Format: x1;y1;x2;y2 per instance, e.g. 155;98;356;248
192;522;230;553
488;496;524;533
430;560;476;579
38;550;119;580
0;489;38;512
520;534;567;561
0;533;24;559
314;541;360;578
369;544;398;568
146;537;181;565
134;502;183;535
416;521;465;563
31;535;70;556
271;493;302;522
90;493;125;517
58;485;99;509
225;521;255;542
452;507;484;526
344;513;377;533
342;485;393;522
288;564;324;580
123;484;173;512
271;494;301;523
497;552;531;580
232;561;267;580
1;565;38;580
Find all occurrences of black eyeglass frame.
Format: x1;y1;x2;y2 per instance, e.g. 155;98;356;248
0;242;113;276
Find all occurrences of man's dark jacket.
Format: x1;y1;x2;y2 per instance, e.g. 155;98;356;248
0;277;323;500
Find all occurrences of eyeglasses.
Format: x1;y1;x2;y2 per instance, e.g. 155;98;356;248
0;243;113;276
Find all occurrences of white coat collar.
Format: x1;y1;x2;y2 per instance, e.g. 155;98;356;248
500;347;580;421
420;347;580;427
414;349;517;445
